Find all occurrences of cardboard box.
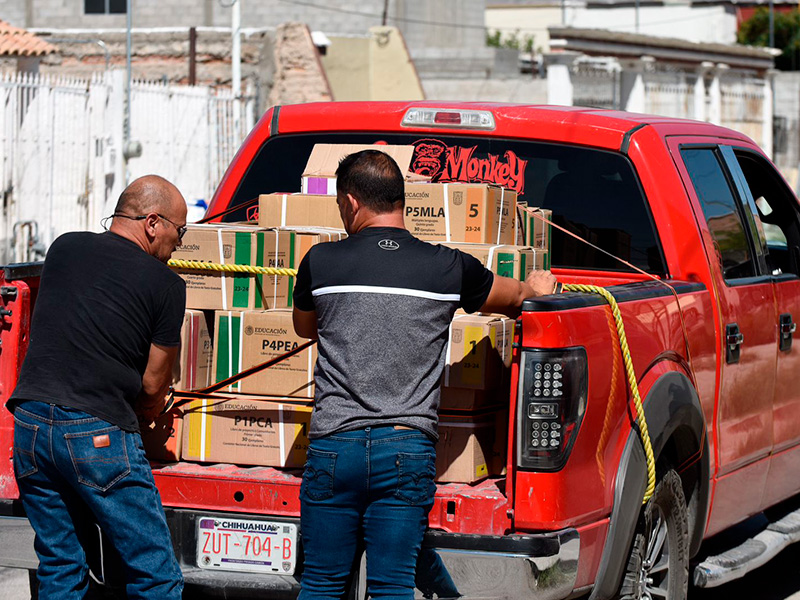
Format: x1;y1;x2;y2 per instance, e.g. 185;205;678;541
240;310;317;397
404;183;516;244
212;310;317;397
441;242;545;281
435;413;496;483
141;408;184;462
444;314;514;391
213;311;244;392
491;408;509;477
517;205;552;269
274;226;347;265
182;395;312;467
439;388;499;412
258;194;343;229
173;310;213;391
301;144;416;195
173;225;297;311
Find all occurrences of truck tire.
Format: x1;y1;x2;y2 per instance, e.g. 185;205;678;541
617;469;689;600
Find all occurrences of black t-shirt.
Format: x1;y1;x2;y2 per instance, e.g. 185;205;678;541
293;226;494;439
8;231;186;432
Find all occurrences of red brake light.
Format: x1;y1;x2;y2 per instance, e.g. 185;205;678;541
434;112;461;125
401;108;496;130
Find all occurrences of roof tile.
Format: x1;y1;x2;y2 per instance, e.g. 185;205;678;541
0;20;57;57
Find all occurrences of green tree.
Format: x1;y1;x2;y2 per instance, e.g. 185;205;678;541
738;8;800;70
485;29;535;54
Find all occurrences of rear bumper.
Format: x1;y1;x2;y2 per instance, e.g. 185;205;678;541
172;509;580;600
414;529;580;600
0;507;580;600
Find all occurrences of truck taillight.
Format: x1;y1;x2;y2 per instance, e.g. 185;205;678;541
401;108;496;130
516;348;587;471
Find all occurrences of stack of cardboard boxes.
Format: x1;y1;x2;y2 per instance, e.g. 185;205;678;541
143;143;552;485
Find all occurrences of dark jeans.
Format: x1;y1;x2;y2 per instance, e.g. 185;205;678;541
12;400;183;599
298;426;436;600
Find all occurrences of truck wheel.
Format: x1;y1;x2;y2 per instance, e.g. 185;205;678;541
617;469;689;600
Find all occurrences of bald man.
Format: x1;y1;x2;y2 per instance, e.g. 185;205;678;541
8;175;187;598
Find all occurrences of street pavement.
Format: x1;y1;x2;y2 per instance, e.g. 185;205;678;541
3;543;800;599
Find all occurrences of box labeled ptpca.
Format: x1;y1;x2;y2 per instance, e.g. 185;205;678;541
182;395;312;468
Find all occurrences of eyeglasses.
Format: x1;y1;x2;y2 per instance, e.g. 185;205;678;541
112;212;187;240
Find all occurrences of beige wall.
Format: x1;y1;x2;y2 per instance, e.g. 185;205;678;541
485;6;563;53
321;27;424;102
320;36;370;102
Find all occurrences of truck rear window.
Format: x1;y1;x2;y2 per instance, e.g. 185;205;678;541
224;133;666;275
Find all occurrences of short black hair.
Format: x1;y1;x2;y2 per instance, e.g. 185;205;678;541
336;150;405;213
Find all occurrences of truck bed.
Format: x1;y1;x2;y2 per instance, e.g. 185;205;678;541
151;462;512;535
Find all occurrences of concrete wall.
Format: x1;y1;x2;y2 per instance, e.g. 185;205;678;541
6;0;485;52
570;5;737;44
6;0;498;79
1;0;27;28
29;28;270;88
321;35;371;101
423;78;547;103
486;3;738;48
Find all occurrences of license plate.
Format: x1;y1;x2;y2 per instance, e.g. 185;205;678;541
196;516;297;575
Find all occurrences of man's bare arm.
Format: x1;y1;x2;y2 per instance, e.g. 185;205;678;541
479;270;558;319
293;307;319;340
136;343;179;424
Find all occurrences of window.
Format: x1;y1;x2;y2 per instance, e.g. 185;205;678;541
733;150;800;276
225;133;666;275
85;0;126;15
681;147;756;280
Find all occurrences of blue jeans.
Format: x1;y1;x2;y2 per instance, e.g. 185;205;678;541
12;400;183;599
298;426;436;600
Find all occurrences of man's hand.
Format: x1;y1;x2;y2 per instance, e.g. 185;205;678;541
479;269;559;319
526;270;558;297
135;393;169;426
136;343;179;426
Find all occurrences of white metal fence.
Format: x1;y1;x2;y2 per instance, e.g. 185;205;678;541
571;58;620;110
644;68;697;120
720;73;765;146
565;59;770;153
0;70;254;264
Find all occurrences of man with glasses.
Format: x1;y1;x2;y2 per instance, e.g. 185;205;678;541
7;175;188;598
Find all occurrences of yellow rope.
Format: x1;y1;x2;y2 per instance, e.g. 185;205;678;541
168;259;298;277
563;283;656;504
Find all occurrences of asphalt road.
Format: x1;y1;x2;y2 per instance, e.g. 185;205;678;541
3;543;800;599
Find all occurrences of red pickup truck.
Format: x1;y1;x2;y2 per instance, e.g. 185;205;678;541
2;102;800;600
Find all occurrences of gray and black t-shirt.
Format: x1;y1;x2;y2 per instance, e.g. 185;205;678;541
293;226;493;440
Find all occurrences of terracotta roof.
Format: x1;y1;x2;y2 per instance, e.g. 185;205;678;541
0;20;57;57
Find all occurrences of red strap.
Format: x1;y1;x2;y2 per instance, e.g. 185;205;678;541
167;339;317;410
198;197;259;224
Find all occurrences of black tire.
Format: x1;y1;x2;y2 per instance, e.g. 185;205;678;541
617;469;689;600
